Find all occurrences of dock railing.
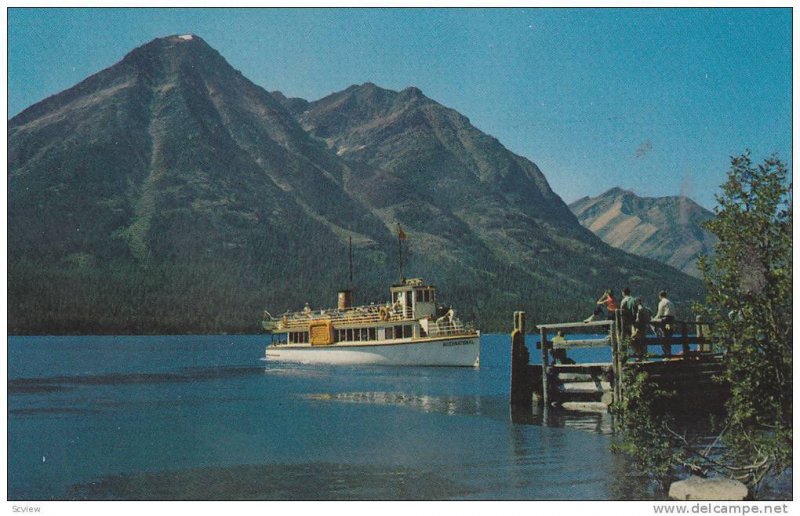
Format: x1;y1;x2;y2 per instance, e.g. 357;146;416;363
533;312;716;407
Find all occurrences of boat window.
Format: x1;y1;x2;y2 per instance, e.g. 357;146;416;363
368;328;376;341
394;325;403;338
385;326;394;339
415;290;423;302
354;329;361;341
289;331;308;343
346;328;353;341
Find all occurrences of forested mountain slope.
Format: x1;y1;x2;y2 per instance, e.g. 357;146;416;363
8;35;703;334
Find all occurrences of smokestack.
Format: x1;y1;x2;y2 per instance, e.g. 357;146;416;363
338;289;353;310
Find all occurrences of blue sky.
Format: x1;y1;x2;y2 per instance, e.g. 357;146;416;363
8;8;792;209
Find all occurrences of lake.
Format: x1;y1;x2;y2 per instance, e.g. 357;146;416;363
8;334;653;500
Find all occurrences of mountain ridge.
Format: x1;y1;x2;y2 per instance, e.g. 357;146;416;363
569;188;716;277
8;35;704;334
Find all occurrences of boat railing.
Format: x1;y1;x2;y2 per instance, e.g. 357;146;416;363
426;318;474;337
274;304;413;330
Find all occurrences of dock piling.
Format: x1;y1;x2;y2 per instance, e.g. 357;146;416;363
510;311;536;406
540;325;550;406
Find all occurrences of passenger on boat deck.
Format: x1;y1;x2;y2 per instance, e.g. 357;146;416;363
303;303;311;315
436;307;456;325
551;331;567;347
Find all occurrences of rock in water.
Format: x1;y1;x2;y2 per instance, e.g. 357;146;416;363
669;476;748;500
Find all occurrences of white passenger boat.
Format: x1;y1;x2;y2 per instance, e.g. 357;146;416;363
262;278;480;367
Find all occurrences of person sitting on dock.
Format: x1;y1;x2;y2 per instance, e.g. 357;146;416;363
651;290;676;357
551;347;575;365
551;330;567;347
584;289;617;322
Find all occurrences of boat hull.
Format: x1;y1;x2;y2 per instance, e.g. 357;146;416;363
265;335;480;367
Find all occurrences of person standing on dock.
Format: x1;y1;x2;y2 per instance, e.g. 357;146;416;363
618;287;635;337
652;290;676;356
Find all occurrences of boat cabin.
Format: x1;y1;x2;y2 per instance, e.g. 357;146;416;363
390;278;437;319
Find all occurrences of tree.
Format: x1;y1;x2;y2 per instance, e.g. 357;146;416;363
696;152;792;488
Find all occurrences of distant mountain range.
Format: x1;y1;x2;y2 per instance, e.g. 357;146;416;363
569;188;716;277
8;35;704;334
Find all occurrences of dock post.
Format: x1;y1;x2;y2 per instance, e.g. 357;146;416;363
681;322;690;358
613;312;625;405
696;315;710;353
610;317;619;406
510;311;533;406
540;325;550;406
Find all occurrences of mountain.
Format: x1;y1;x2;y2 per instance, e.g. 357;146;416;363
569;188;717;277
8;35;703;334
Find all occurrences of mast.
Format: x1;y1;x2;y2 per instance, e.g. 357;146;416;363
349;235;353;289
397;224;407;283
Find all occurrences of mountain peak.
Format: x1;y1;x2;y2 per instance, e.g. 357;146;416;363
120;33;220;67
601;186;635;198
569;188;716;277
401;85;424;97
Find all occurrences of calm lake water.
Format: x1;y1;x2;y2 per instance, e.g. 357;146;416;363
7;334;660;500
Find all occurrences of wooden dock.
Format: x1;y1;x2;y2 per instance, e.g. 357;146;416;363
510;311;728;412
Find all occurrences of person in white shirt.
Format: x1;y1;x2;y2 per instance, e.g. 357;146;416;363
652;290;676;355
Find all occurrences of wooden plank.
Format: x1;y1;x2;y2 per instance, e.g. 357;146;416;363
537;320;613;330
553;338;610;349
552;362;613;369
557;372;597;382
555;391;606;403
559;381;612;392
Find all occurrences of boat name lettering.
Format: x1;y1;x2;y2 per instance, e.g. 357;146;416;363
442;340;473;347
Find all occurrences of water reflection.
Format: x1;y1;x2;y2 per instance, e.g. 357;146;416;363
511;403;614;434
304;391;614;435
302;391;487;418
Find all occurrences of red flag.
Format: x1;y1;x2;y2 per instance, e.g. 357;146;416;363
398;225;407;240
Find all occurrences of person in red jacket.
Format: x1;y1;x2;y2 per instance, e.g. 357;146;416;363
584;289;617;322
